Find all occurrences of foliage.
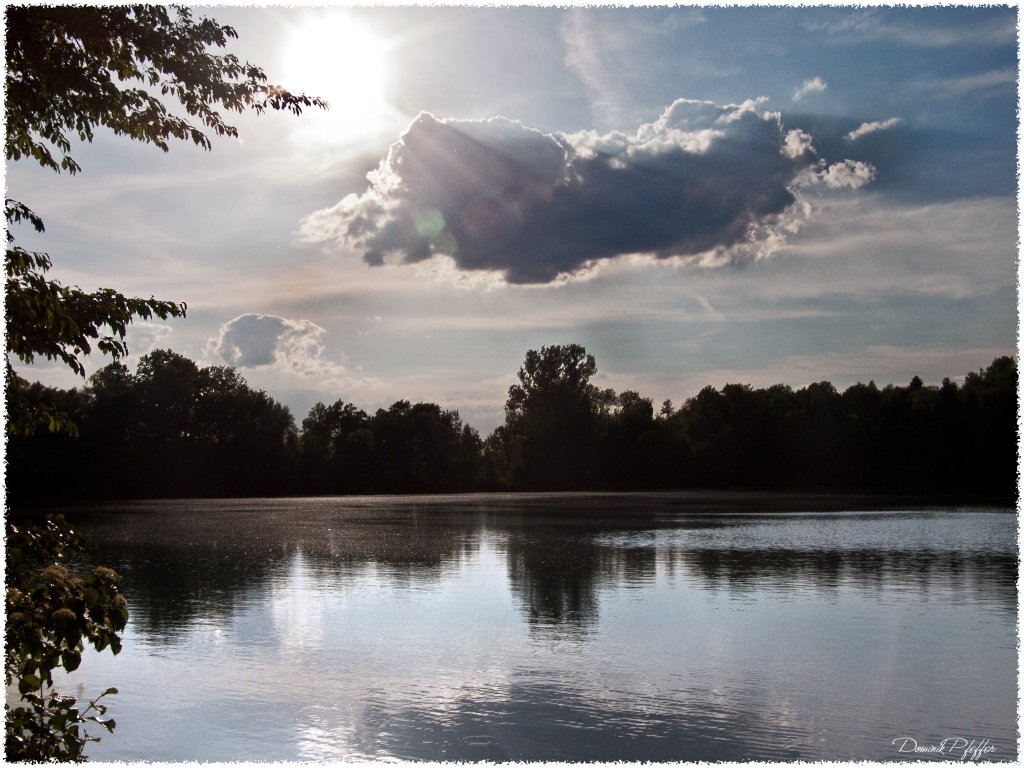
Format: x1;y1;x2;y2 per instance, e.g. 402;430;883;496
81;350;298;499
5;516;128;761
492;346;1017;498
506;343;599;418
5;4;326;175
5;4;326;437
502;344;603;489
371;400;481;493
299;400;375;493
5;349;1018;501
5;204;186;379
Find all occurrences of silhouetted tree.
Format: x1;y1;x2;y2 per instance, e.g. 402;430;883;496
370;401;473;493
503;344;603;489
8;351;300;500
299;400;374;493
5;380;90;504
957;357;1018;497
599;390;662;488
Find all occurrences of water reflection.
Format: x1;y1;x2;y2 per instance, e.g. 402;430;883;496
680;547;1017;608
343;678;806;762
44;495;1018;643
112;541;291;642
504;532;602;638
25;494;1018;762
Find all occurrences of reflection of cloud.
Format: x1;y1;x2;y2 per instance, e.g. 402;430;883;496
352;677;798;762
205;313;348;379
78;497;1018;762
845;117;902;140
792;76;827;101
300;99;853;285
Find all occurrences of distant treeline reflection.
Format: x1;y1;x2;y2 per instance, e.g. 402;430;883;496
8;345;1016;502
76;509;1017;644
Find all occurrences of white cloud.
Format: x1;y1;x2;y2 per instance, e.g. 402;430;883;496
815;159;877;190
317;375;384;393
792;76;828;101
845;117;902;141
782;129;817;160
124;321;175;359
205;313;348;379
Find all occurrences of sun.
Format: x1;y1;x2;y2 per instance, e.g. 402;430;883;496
280;11;396;145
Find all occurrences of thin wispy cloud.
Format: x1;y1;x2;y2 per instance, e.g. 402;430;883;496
560;8;728;128
793;76;827;101
846;118;902;141
561;10;618;124
300;98;874;286
938;68;1016;97
802;10;1016;48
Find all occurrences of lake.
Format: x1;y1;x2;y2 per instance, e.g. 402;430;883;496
27;492;1019;762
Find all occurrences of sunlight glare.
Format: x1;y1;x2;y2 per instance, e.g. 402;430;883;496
281;12;396;146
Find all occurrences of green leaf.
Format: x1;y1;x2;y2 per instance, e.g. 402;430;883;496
18;674;41;694
61;650;82;672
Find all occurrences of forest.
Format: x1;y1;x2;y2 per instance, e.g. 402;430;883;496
7;344;1017;504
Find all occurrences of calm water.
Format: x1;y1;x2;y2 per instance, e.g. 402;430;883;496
24;493;1018;762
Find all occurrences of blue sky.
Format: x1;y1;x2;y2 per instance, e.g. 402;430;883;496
7;4;1019;433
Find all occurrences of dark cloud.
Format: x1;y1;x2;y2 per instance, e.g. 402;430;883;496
209;314;289;367
301;99;862;284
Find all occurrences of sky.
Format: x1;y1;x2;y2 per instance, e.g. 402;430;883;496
6;3;1019;434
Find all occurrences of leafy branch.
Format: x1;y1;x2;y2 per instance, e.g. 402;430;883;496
5;517;129;761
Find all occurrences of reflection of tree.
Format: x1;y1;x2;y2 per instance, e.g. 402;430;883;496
678;547;1017;611
601;546;657;585
500;514;659;638
60;501;485;644
504;533;602;639
109;542;292;642
492;496;680;638
50;497;1018;646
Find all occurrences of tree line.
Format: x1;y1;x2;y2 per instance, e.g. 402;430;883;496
7;344;1016;503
